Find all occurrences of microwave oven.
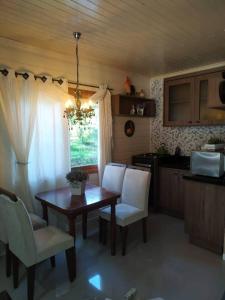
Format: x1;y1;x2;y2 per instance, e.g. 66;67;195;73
191;151;224;177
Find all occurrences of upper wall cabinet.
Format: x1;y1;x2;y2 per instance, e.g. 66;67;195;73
164;77;195;126
111;94;156;118
164;68;225;126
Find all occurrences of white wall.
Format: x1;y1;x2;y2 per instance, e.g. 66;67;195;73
0;37;150;95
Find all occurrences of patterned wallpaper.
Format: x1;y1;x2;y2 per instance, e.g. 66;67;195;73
149;78;225;156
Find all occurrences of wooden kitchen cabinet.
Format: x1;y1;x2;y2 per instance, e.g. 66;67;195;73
164;78;195;126
194;74;225;124
184;179;225;254
158;167;189;218
164;67;225;126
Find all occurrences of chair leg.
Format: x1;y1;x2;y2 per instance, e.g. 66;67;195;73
82;212;87;240
102;219;108;245
121;226;128;256
65;247;76;282
99;217;103;243
50;256;55;268
27;265;35;300
12;254;19;288
142;217;148;243
6;244;11;277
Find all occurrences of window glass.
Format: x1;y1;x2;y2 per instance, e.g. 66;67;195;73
70;104;98;167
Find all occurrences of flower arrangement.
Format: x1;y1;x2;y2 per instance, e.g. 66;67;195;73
66;169;88;183
201;137;225;151
156;143;169;155
207;137;224;144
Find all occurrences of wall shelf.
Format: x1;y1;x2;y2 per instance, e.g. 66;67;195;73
111;94;156;118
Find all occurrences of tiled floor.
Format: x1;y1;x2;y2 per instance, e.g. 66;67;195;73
0;214;225;300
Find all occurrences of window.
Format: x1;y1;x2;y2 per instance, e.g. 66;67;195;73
68;88;98;171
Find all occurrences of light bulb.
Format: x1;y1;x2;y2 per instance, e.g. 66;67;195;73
82;102;89;109
65;99;74;108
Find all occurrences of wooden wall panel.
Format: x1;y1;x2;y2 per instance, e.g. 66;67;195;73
112;116;150;164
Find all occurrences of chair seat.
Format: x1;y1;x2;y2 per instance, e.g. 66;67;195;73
34;226;74;263
29;213;47;230
100;203;146;227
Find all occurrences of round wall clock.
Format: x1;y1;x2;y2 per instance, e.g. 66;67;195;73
124;120;135;137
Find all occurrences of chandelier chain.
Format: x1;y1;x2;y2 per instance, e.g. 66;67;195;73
76;37;79;99
63;32;95;127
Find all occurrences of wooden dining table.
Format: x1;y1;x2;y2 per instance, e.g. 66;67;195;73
35;184;119;278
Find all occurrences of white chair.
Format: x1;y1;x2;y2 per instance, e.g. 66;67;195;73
0;187;47;278
82;163;126;241
102;163;126;194
99;167;151;255
99;163;126;243
1;194;75;300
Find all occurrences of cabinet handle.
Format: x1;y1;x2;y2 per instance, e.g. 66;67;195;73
188;120;192;124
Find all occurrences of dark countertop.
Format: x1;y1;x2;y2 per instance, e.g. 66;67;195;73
183;174;225;186
158;155;190;170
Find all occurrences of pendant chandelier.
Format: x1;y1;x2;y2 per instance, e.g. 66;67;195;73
64;32;95;126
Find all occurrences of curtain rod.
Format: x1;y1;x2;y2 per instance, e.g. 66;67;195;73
68;80;113;91
0;69;113;91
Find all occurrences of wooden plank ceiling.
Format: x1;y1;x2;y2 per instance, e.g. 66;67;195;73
0;0;225;76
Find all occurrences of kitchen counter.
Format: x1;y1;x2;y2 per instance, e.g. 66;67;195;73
183;174;225;186
158;155;190;170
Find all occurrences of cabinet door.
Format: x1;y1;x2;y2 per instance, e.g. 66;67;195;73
184;180;225;254
194;74;225;125
164;78;195;126
159;168;185;217
208;71;225;109
177;170;190;217
159;167;171;210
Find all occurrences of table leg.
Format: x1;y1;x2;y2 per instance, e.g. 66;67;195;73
68;217;76;237
110;202;116;256
82;212;87;240
41;203;48;225
68;217;76;278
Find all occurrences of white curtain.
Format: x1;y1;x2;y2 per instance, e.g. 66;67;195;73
29;76;70;211
0;71;70;213
0;70;38;212
90;85;112;183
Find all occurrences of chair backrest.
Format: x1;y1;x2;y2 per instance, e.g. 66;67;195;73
121;168;151;213
0;187;18;202
0;187;18;244
0;194;37;267
102;163;126;194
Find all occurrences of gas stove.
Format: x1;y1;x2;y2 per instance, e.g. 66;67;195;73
132;153;159;168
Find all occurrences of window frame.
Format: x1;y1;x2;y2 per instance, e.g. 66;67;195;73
71;164;98;174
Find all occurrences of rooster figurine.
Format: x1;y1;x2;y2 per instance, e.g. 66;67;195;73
124;76;131;95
